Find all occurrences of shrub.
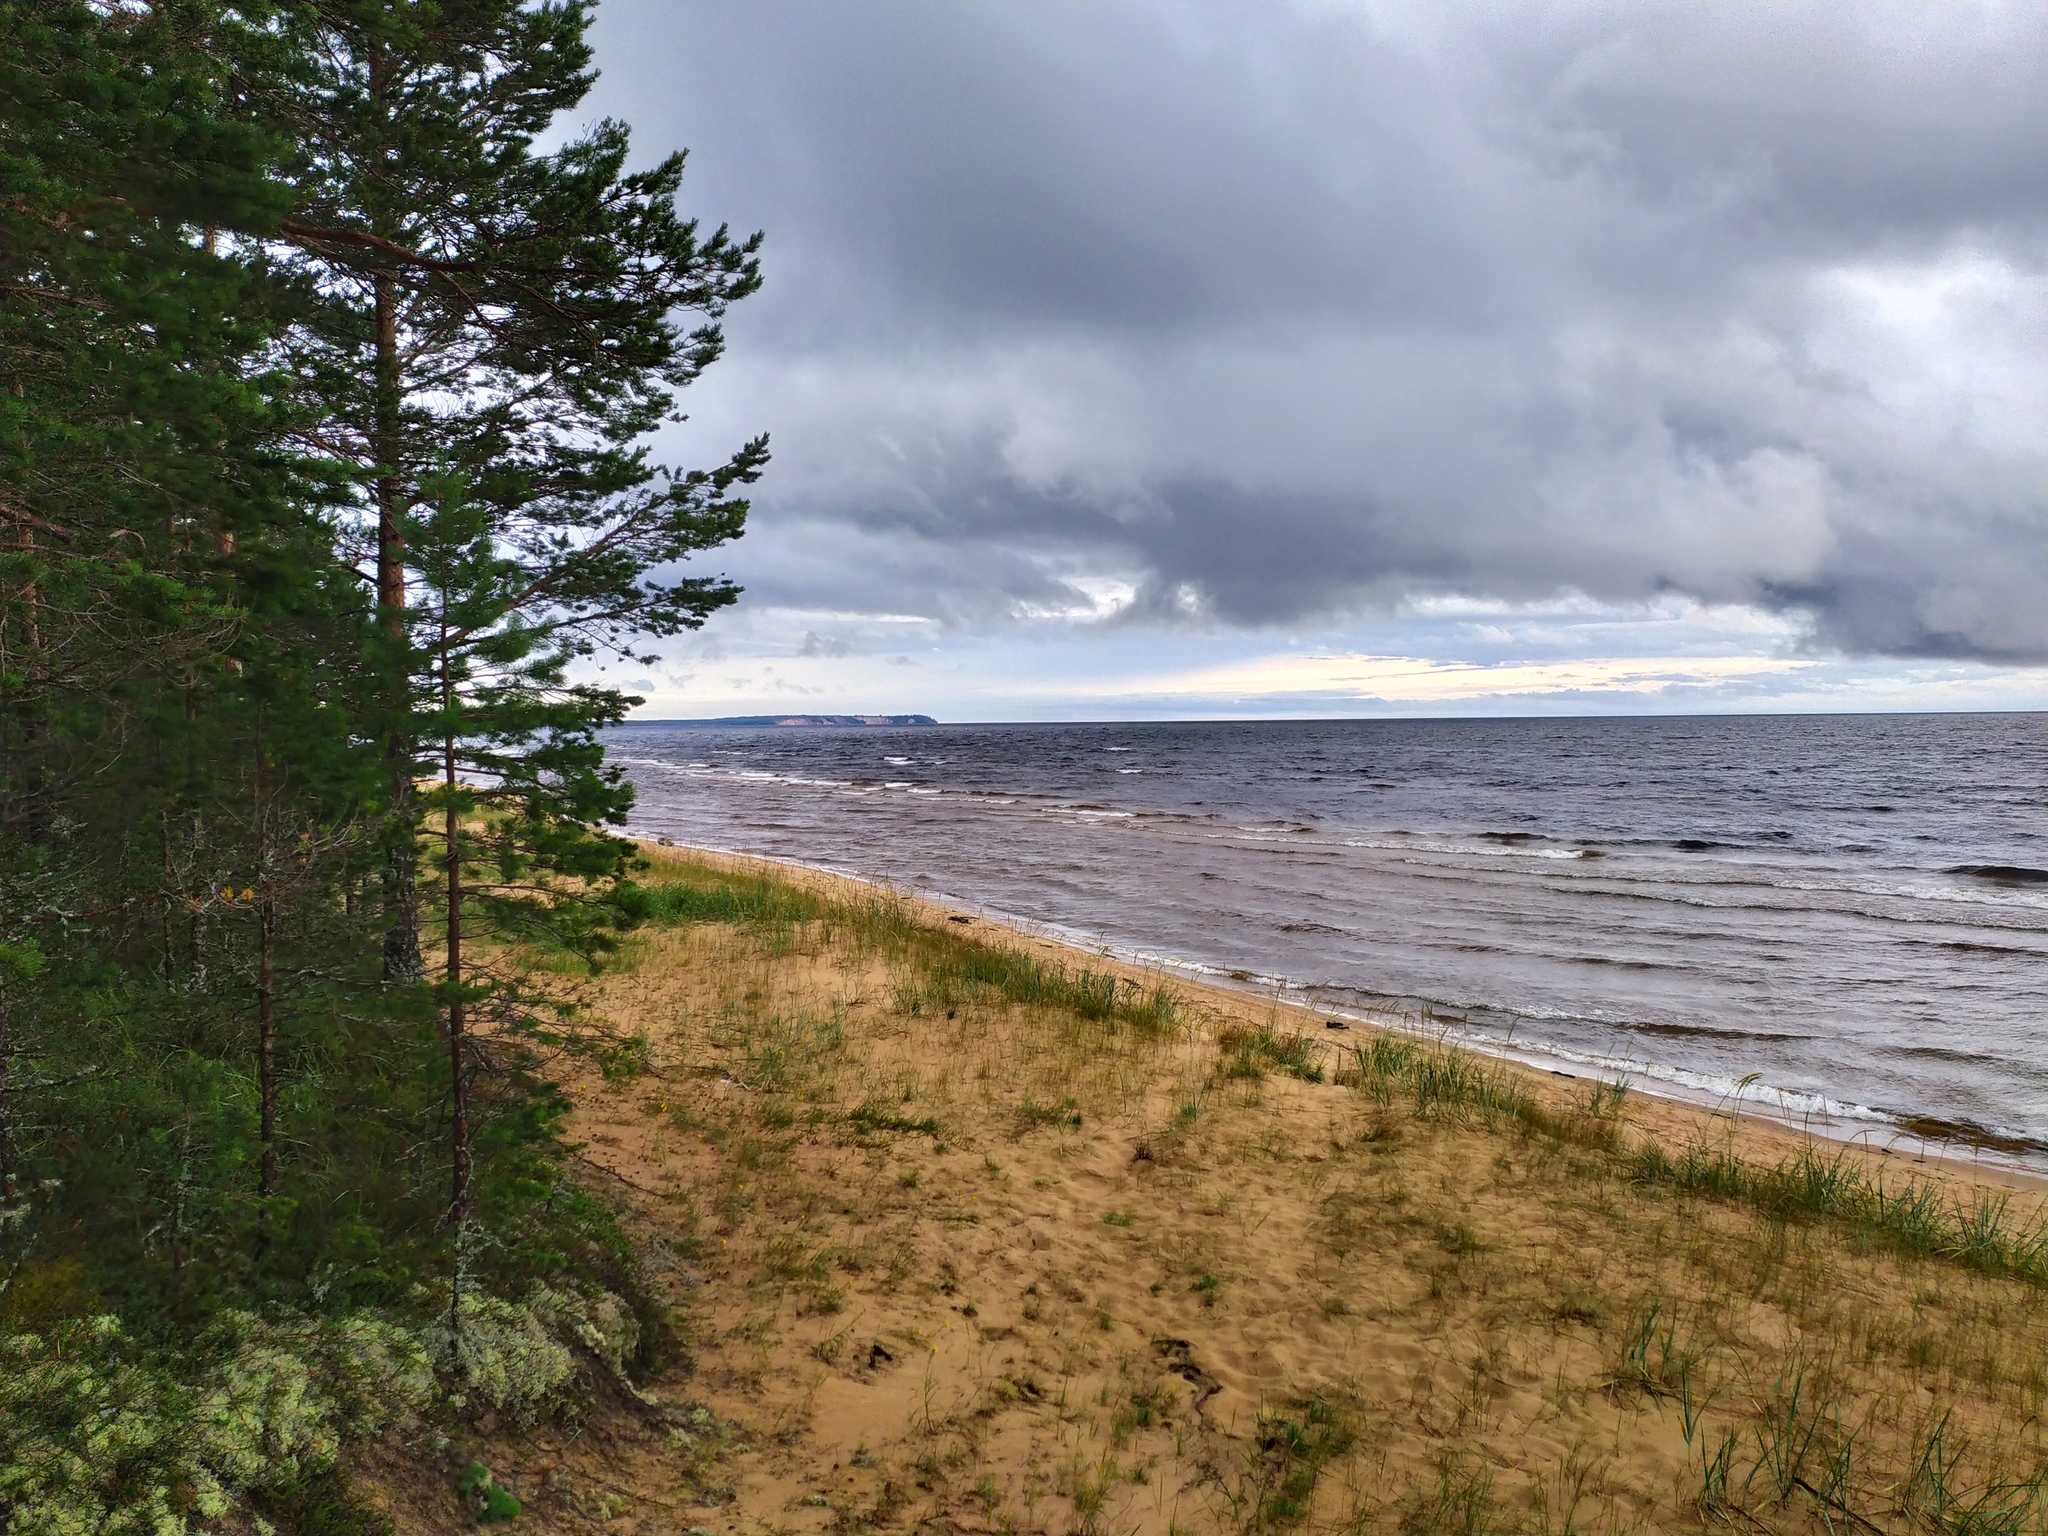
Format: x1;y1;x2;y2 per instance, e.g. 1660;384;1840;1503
0;1311;430;1536
0;1282;642;1536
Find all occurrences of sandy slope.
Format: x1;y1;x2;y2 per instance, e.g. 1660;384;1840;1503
362;847;2047;1536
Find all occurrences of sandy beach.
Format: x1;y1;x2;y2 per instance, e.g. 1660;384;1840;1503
363;843;2048;1535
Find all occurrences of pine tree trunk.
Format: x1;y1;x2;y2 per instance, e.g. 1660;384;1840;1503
375;270;406;624
187;808;206;983
255;733;277;1203
375;267;420;982
159;811;176;984
0;980;17;1210
184;685;204;983
444;733;470;1232
10;523;50;844
1;505;29;1208
257;884;276;1202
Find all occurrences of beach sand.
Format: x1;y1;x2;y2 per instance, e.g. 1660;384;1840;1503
360;844;2047;1535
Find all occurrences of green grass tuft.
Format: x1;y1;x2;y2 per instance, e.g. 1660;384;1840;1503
1622;1140;2048;1287
1339;1019;2048;1290
630;871;833;927
1218;1025;1324;1083
846;1103;941;1137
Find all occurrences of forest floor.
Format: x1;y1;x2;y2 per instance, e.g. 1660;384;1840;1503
357;846;2048;1536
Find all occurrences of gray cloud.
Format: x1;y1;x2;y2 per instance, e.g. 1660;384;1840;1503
594;0;2047;661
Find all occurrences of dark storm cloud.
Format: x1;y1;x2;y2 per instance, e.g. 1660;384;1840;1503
592;0;2048;661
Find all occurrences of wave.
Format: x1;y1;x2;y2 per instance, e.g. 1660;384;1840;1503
1858;933;2048;958
1947;863;2048;886
1890;1114;2048;1157
1339;836;1611;863
1622;1020;1819;1044
1884;1043;2010;1068
648;765;2048;923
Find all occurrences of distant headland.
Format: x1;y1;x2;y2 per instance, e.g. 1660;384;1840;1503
622;714;939;728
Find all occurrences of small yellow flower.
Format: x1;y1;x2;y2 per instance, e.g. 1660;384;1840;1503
220;887;234;900
241;888;256;901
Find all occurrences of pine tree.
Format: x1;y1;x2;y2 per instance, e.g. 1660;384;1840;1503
0;0;309;1225
2;2;414;1317
267;0;764;981
0;0;298;848
404;456;751;1256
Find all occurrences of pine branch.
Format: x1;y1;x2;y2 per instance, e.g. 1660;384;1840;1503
275;218;479;273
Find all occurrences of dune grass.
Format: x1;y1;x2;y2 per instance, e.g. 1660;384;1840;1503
1325;1025;2048;1290
1622;1138;2048;1288
629;867;835;927
629;857;1182;1034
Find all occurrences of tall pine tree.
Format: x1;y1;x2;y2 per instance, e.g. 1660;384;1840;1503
267;0;764;981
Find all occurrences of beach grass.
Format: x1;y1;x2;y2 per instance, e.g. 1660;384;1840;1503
1331;1026;2048;1288
362;847;2048;1536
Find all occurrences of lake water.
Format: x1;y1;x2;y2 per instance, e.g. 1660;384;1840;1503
606;713;2048;1163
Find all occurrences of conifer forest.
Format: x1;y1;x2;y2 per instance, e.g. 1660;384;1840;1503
0;5;763;1527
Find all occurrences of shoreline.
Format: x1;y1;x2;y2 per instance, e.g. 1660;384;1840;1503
633;835;2048;1202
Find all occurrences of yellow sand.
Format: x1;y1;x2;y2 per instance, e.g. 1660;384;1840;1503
362;846;2048;1536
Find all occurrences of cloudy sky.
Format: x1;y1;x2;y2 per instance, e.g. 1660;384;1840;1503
582;1;2046;720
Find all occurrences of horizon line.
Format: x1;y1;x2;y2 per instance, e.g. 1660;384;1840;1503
614;705;2045;727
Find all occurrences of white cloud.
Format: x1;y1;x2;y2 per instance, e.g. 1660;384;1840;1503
1056;650;1812;704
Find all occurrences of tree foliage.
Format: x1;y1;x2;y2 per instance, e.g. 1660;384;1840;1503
0;4;758;1525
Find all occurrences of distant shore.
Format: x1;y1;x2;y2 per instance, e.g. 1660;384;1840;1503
617;713;939;728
